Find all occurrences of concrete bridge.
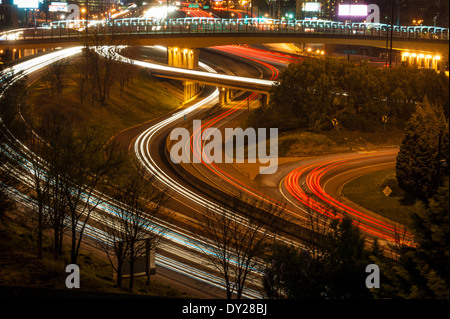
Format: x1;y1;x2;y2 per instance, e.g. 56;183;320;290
1;18;448;54
2;18;447;103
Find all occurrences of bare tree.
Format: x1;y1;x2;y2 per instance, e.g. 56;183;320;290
194;192;285;299
41;57;70;98
387;219;413;260
36;111;125;264
302;197;337;259
78;26;140;104
37;111;70;258
80;31;121;104
0;70;28;132
0;134;18;222
116;46;140;97
58;125;125;265
99;160;168;289
71;56;90;106
0;72;27;221
25;136;53;259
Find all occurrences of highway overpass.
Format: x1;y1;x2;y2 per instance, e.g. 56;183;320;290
1;18;448;56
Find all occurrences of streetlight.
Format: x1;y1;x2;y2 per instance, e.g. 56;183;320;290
433;13;439;27
45;0;48;23
389;0;395;67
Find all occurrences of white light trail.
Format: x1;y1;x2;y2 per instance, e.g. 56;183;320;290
1;46;264;298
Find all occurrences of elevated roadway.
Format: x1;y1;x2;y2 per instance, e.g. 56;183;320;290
1;18;448;56
113;51;275;93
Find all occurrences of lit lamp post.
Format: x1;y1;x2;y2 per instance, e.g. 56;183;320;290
167;0;170;24
45;0;48;23
389;0;394;67
81;7;86;29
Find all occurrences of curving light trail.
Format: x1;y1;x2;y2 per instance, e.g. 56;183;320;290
212;45;303;66
0;47;265;298
282;151;415;245
149;45;415;248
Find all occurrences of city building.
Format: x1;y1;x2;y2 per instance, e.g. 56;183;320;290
296;0;366;21
67;0;119;19
0;0;19;30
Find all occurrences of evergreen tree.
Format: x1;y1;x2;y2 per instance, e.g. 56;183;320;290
262;216;371;299
372;178;449;299
320;216;371;299
396;98;449;199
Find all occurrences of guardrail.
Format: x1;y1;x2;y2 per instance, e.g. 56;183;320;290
1;18;448;42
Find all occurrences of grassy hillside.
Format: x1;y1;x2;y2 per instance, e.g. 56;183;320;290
0;214;190;298
23;68;182;138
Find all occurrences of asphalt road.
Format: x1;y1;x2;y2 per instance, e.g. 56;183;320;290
111;46;274;298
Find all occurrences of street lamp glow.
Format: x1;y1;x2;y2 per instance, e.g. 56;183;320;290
434;55;441;60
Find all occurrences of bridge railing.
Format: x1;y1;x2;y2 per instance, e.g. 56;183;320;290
1;18;449;43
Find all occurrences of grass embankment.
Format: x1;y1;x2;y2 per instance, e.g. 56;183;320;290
10;68;187;297
0;215;190;298
341;168;418;224
277;127;404;158
23;69;182;138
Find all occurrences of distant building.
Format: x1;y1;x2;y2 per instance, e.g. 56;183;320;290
67;0;119;19
296;0;321;20
325;0;369;21
397;0;447;27
0;1;19;30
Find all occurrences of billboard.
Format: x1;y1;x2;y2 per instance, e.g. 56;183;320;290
338;4;368;17
49;2;68;12
13;0;39;8
303;2;321;12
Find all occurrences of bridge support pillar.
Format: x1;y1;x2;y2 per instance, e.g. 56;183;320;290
219;87;229;105
401;51;444;72
260;93;270;108
168;47;199;69
184;81;200;102
168;47;202;102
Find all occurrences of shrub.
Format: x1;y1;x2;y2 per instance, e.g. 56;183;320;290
339;113;378;132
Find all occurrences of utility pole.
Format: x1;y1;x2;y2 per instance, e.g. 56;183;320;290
389;0;395;67
385;0;389;67
277;0;281;19
347;0;351;61
45;0;48;23
437;131;442;188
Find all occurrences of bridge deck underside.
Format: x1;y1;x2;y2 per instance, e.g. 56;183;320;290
1;33;448;54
